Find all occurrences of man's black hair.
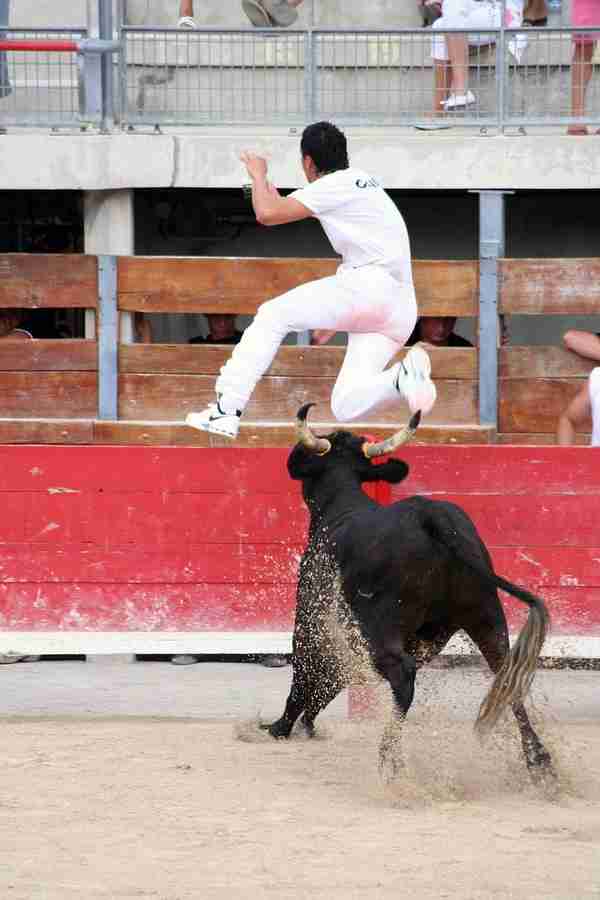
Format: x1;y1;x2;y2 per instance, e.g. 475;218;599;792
300;121;349;174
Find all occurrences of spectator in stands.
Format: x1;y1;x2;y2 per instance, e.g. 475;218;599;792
406;315;473;347
568;0;600;135
134;311;153;343
0;0;10;135
430;0;525;112
242;0;304;27
189;314;244;345
557;329;600;443
420;0;442;26
0;309;33;341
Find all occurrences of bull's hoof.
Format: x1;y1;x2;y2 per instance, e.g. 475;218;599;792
527;752;557;788
259;720;292;739
378;751;404;784
298;715;316;738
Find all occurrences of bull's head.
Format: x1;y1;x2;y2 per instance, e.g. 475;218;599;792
288;403;420;487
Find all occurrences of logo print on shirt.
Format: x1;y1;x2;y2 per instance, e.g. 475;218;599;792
355;177;380;189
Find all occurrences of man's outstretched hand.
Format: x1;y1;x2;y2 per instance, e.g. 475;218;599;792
240;151;269;182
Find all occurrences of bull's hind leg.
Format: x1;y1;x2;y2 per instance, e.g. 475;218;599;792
466;620;555;782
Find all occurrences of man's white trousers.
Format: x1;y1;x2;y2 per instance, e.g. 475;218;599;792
215;264;418;421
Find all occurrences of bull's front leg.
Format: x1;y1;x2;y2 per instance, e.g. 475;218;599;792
260;671;307;739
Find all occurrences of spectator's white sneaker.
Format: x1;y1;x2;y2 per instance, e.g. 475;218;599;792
185;402;241;439
177;16;197;28
395;345;437;416
241;0;298;27
442;90;476;110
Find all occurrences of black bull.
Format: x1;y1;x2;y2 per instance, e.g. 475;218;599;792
262;406;555;782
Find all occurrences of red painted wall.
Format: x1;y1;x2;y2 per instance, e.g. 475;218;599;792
0;446;598;636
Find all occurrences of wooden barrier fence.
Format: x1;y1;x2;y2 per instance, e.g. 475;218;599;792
0;253;597;444
0;445;597;658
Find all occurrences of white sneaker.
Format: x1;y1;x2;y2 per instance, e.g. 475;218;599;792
442;90;476;110
177;16;197;28
395;345;437;416
185;402;241;439
241;0;298;27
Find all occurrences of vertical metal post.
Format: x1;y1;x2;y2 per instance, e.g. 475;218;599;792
116;0;127;126
478;191;506;428
98;0;114;130
97;254;118;420
497;0;506;132
304;24;316;121
80;51;103;123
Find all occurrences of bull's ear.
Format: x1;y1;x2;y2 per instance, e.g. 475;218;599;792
361;459;409;484
287;445;330;480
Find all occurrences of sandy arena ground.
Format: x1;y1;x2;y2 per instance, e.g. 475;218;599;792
0;659;598;900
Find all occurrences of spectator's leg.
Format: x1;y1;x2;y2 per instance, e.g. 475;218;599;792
433;59;451;115
431;20;452;115
569;41;595;135
178;0;196;28
446;34;469;95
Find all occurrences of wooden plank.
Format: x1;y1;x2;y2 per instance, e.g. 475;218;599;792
118;374;478;424
500;346;599;379
0;373;97;418
491;548;600;588
0;340;97;372
120;343;477;379
93;420;493;447
0;254;98;309
0;419;93;444
496;433;591;445
0;582;296;632
393;491;600;547
397;445;600;494
117;257;478;316
499;259;600;315
499;379;590;434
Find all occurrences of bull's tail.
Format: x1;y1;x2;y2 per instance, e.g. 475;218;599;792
425;508;550;734
475;571;549;733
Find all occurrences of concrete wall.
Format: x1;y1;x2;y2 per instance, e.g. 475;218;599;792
2;132;600;192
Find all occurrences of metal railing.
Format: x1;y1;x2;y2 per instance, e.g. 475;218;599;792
118;25;600;130
0;27;120;129
1;21;600;130
0;28;87;128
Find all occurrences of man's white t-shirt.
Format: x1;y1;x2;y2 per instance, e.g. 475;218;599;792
589;367;600;446
290;168;414;289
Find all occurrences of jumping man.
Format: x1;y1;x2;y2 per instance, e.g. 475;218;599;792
186;121;436;439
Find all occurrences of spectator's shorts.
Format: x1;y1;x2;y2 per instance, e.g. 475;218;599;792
431;0;500;60
572;0;600;45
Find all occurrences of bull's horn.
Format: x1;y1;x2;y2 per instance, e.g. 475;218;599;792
295;403;332;455
362;410;421;459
